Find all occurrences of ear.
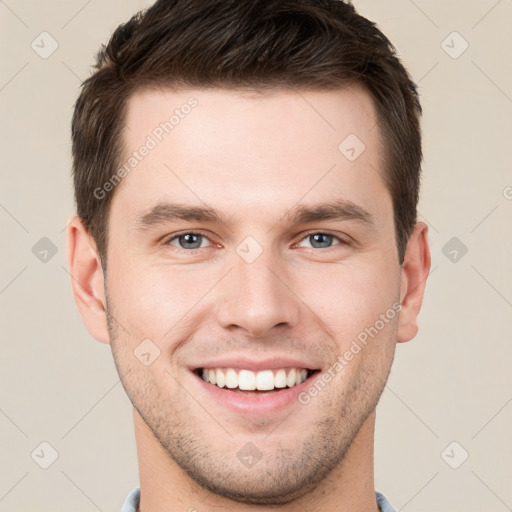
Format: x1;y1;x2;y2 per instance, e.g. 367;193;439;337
397;221;431;343
66;216;110;344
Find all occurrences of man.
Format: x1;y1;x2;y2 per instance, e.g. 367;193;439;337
67;0;430;510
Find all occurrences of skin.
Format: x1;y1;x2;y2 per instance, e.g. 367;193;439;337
67;85;430;512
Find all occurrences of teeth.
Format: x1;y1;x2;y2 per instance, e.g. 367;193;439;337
286;368;296;387
216;368;225;388
199;367;310;391
239;369;256;390
256;370;274;390
275;369;287;388
225;368;238;389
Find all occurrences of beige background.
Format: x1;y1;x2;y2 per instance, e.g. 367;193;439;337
1;1;511;510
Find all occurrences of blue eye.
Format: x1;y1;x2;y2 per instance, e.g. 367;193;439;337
298;232;344;249
167;232;210;250
164;231;348;253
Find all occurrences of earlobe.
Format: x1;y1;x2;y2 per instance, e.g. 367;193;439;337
396;222;431;343
66;216;111;344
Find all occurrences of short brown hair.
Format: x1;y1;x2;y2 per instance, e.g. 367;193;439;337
71;0;422;268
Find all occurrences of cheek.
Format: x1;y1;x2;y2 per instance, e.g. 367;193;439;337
108;261;218;338
296;257;400;341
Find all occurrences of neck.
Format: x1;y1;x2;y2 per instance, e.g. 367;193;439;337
134;408;380;512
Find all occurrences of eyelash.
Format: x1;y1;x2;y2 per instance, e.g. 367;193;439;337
163;230;350;253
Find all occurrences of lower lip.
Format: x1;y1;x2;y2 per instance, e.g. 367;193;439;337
192;371;317;415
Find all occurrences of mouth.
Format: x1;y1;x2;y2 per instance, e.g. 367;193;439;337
193;367;320;395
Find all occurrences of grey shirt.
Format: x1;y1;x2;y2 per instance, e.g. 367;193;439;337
121;486;397;511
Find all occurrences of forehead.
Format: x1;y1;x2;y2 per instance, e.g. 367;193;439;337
110;85;390;230
123;85;379;149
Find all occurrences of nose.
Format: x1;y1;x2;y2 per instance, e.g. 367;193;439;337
215;246;302;338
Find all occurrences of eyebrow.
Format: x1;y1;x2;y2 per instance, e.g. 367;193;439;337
133;199;375;231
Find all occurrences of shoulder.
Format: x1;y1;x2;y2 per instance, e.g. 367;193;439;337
121;486;140;512
376;491;397;512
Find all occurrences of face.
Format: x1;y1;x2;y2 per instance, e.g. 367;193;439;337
103;86;404;504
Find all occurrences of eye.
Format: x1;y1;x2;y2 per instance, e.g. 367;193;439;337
163;230;349;253
296;232;347;249
166;232;213;251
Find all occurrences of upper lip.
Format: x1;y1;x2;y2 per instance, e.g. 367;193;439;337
190;356;321;372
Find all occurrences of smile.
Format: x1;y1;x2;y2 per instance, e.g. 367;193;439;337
195;367;318;394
